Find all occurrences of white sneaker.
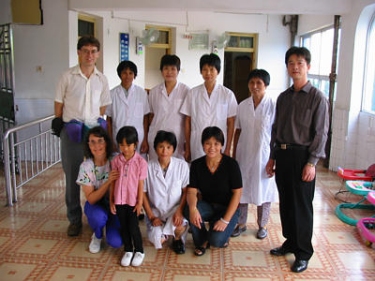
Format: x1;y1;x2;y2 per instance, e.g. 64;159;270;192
121;252;134;267
89;233;101;253
131;252;145;266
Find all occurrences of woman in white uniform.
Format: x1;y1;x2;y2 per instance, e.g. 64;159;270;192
180;53;237;162
106;60;150;157
148;55;190;161
143;130;190;254
232;69;277;239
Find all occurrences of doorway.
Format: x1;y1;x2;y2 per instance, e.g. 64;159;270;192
223;32;257;103
224;52;253;103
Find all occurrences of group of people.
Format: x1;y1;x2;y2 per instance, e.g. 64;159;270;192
53;35;329;273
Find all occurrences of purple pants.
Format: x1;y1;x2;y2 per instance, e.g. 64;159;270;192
84;201;122;248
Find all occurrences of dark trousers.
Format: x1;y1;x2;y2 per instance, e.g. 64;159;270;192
275;148;315;260
60;128;84;225
116;204;143;253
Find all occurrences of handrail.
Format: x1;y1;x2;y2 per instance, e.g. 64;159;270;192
3;115;60;206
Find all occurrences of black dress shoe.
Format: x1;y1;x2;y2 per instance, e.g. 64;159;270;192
270;246;292;256
291;259;308;273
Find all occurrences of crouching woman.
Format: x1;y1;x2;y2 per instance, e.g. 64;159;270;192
186;126;242;256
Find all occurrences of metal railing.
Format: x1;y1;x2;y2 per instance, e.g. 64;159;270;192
0;116;15;163
3;115;61;206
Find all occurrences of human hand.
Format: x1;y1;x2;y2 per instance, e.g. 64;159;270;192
140;139;149;154
213;219;228;232
108;170;119;183
134;203;142;216
223;147;231;157
150;217;163;226
302;164;316;182
266;159;275;177
173;211;184;227
189;208;202;229
184;149;191;163
110;202;116;215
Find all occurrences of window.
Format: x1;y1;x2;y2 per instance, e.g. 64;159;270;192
144;25;173;90
78;14;95;37
362;13;375;113
301;27;338;98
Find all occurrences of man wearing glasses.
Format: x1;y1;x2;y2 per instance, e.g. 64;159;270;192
54;35;112;237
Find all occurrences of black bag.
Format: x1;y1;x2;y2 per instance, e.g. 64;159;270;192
51;117;64;137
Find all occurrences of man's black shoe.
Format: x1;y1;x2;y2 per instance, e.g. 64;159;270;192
67;223;82;237
291;259;308;273
270;246;292;256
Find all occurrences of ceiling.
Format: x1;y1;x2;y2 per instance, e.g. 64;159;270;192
69;0;352;15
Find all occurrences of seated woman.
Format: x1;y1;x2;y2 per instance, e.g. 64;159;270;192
143;130;190;254
76;126;122;253
186;126;242;256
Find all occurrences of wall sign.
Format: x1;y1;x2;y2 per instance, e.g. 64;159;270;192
119;33;129;62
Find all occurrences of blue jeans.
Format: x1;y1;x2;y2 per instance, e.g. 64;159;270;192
188;200;239;248
84;201;122;248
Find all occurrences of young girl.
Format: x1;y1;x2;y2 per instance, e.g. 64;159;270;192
76;126;122;253
110;126;148;267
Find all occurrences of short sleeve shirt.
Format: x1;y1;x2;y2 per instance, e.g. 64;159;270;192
111;152;148;206
55;65;111;123
189;154;242;206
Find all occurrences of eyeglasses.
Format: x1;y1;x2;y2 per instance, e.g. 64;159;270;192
80;49;98;55
88;139;105;146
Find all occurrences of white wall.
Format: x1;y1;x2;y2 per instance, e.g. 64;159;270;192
329;1;375;170
3;0;375;171
89;11;290;99
6;0;70;124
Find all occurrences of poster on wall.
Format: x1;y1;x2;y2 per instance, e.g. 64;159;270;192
119;33;129;62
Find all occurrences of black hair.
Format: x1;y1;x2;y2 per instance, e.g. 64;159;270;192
201;126;225;146
116;60;138;78
199;53;221;73
160;54;181;71
247;69;271;86
84;126;112;159
116;126;139;145
77;35;101;51
285;46;311;65
153;130;177;152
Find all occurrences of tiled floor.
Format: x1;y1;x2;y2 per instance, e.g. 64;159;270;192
0;163;374;280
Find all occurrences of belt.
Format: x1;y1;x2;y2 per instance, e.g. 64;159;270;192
276;143;308;150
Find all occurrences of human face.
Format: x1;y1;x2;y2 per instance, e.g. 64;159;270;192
88;135;106;159
203;137;222;159
120;68;135;90
161;65;179;83
155;141;174;162
286;54;311;82
118;139;136;160
248;77;267;99
77;45;99;68
201;64;218;84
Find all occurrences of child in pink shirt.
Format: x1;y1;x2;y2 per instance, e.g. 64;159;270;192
110;126;148;267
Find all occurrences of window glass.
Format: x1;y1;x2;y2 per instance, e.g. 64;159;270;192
301;27;337;99
362;14;375;113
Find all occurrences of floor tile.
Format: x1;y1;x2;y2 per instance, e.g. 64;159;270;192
0;163;375;280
